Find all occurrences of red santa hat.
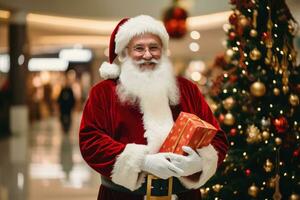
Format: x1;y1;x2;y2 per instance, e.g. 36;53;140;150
99;15;170;80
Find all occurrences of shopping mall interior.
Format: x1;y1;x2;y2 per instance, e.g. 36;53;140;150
0;0;300;199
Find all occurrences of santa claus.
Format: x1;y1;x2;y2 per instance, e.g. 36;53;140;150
79;15;228;200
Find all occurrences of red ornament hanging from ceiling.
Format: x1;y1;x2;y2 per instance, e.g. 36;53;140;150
163;0;188;39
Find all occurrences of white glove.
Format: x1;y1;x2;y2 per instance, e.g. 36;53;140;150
168;146;203;176
141;153;184;179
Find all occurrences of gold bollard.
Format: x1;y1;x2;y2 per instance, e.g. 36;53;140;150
146;175;173;200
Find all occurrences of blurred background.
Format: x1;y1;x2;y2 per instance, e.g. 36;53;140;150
0;0;299;200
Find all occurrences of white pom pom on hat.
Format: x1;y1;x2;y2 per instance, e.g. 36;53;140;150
99;62;120;80
99;15;169;80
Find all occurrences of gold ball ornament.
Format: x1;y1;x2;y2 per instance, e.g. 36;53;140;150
226;49;234;57
225;49;235;63
282;77;289;85
250;81;266;97
239;15;249;27
289;94;299;106
223;97;235;110
212;184;223;193
250;29;258;37
283;85;289;94
273;88;280;96
224;112;235;126
262;131;270;140
250;48;262;61
263;159;274;172
290;194;300;200
248;184;259;197
275;137;282;145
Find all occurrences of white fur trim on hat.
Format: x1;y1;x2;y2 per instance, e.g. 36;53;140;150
115;15;169;55
179;144;218;189
99;61;120;80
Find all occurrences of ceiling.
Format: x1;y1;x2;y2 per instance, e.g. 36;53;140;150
0;0;230;19
0;0;299;62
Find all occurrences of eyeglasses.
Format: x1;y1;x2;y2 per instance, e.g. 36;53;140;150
128;44;162;55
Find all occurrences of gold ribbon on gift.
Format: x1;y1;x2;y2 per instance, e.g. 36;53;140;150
146;175;173;200
171;118;191;152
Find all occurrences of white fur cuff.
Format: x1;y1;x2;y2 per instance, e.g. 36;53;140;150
179;144;218;189
99;61;120;80
111;143;148;191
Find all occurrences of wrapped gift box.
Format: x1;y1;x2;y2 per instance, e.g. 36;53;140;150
159;112;217;155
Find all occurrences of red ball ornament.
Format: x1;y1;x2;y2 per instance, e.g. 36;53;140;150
229;13;238;25
219;114;225;123
229;32;237;41
163;6;188;38
177;20;187;34
173;7;187;19
230;128;237;136
273;116;289;133
293;149;300;157
261;32;270;41
245;169;251;176
165;19;178;31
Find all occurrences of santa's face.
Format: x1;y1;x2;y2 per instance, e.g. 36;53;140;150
127;33;162;71
117;52;179;107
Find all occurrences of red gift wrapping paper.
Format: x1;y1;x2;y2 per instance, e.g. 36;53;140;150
159;112;217;155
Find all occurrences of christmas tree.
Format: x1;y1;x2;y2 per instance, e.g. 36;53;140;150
205;0;300;199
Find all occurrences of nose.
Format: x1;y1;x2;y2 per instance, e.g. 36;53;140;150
142;49;152;60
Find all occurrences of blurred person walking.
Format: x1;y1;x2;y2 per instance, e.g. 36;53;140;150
57;81;75;133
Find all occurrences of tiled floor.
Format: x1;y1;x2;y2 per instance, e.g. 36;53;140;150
0;112;100;200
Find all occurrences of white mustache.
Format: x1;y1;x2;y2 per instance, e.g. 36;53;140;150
134;59;159;65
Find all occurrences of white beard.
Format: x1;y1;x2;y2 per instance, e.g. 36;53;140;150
116;55;180;153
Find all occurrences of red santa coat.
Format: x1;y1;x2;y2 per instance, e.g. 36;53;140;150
79;76;228;200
